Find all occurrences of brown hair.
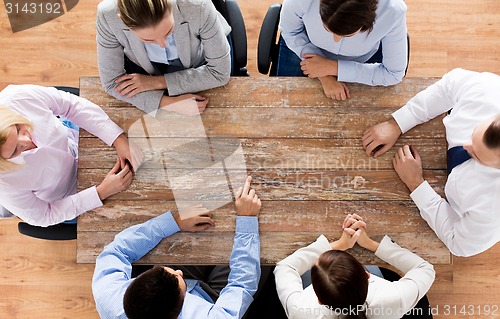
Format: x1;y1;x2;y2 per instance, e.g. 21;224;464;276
319;0;378;36
123;266;184;319
484;115;500;150
311;250;368;319
117;0;172;29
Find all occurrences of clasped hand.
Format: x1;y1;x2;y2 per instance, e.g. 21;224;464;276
331;214;379;252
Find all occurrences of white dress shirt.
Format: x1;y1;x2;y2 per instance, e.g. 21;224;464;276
274;235;435;319
392;68;500;257
279;0;408;86
0;85;124;227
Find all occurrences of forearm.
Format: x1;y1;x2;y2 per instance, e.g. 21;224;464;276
54;87;124;146
7;187;102;227
391;69;465;134
104;212;178;261
213;217;259;317
375;236;435;307
164;59;230;96
410;181;473;256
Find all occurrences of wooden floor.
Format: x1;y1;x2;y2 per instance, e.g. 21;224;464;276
0;0;499;318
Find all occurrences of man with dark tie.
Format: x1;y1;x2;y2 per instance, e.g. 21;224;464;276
361;68;500;257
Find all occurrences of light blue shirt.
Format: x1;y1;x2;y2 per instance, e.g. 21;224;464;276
92;211;260;319
279;0;408;86
144;33;180;65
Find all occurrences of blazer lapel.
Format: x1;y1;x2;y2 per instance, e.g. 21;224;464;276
172;4;191;68
123;29;156;74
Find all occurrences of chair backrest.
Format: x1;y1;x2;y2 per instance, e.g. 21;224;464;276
212;0;248;76
257;3;282;75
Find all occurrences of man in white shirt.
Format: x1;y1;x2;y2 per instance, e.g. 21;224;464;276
362;68;500;257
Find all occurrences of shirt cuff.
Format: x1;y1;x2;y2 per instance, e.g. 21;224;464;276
316;234;333;251
409;181;441;211
374;235;397;260
391;106;421;134
78;186;103;214
337;60;356;82
236;216;259;234
104;125;125;147
157;211;181;237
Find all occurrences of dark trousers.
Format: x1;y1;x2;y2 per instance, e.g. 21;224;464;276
276;36;383;77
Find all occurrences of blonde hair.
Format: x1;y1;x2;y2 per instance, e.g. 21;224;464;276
0;105;33;172
118;0;172;29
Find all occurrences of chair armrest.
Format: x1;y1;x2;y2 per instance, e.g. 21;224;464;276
257;3;282;75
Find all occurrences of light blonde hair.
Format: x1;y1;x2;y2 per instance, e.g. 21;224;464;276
118;0;172;29
0;105;33;172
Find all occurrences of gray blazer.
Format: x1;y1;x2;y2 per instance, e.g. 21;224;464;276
96;0;231;113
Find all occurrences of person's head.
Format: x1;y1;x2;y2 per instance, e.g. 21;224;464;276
319;0;378;42
463;115;500;169
123;266;186;319
311;250;369;319
0;105;34;172
117;0;174;48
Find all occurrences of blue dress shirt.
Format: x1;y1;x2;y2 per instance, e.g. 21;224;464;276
92;212;260;319
144;33;180;65
279;0;408;86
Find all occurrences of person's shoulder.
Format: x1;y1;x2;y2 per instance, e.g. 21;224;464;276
97;0;118;16
377;0;407;17
282;0;318;14
0;84;46;100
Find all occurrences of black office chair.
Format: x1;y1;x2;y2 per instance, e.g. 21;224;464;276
257;3;410;76
212;0;249;76
257;3;282;76
16;86;80;241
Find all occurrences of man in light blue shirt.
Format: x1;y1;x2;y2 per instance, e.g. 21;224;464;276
92;176;262;319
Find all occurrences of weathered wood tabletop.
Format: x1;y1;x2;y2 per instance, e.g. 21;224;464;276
77;76;451;265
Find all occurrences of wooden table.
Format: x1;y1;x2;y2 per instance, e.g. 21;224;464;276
77;76;451;265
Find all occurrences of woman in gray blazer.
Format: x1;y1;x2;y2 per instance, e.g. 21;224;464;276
96;0;232;114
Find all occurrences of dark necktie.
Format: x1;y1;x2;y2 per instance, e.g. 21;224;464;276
447;146;472;174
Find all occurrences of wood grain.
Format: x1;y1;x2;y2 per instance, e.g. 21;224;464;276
78;169;446;201
78;136;447;170
77;231;450;265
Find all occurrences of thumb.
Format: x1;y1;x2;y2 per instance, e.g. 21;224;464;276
352;229;362;242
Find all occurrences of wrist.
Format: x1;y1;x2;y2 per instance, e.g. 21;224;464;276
155;75;167;90
96;184;108;201
112;133;126;148
365;239;380;252
330;240;346;251
407;178;425;192
330;60;339;76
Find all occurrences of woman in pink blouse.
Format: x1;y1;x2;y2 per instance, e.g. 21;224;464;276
0;85;142;226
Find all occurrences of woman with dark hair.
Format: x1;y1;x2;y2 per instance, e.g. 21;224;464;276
278;0;408;100
274;214;435;319
96;0;232;114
